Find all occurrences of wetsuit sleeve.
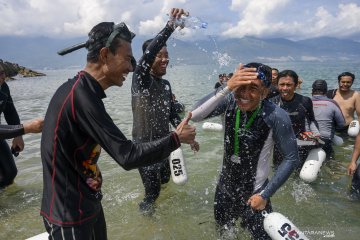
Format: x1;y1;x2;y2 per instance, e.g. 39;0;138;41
172;100;185;114
261;106;299;200
0;124;24;139
304;97;316;122
2;83;21;125
74;90;181;171
308;120;320;136
170;106;182;127
304;97;320;135
191;86;231;122
131;25;174;92
169;88;182;127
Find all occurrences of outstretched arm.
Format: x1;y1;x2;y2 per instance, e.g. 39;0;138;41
131;8;187;92
0;118;43;139
191;86;231;122
0;124;24;139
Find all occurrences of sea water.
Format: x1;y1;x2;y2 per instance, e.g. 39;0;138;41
1;61;360;240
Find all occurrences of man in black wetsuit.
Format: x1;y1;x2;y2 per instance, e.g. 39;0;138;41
41;19;196;240
131;8;199;214
0;65;42;188
215;73;227;89
270;70;320;166
191;63;299;239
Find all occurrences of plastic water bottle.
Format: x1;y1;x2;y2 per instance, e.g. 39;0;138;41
173;15;208;29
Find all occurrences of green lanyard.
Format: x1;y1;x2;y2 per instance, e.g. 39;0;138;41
234;106;260;156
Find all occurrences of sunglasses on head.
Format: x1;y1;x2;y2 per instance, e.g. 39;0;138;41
257;65;266;80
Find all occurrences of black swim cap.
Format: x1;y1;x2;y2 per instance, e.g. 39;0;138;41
312;79;328;93
244;63;271;88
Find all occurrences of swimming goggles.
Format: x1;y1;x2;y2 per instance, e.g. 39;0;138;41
244;64;270;88
58;22;135;56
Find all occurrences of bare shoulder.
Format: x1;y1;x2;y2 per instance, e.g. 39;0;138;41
353;90;360;98
353;90;360;102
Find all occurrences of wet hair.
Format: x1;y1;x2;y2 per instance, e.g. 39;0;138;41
86;22;122;62
278;70;299;85
57;22;135;62
244;62;272;88
142;38;167;54
312;79;328;94
271;68;279;74
338;72;355;82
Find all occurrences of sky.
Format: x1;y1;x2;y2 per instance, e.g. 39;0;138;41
1;0;360;41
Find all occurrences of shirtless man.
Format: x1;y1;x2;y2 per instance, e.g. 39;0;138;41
326;72;360;130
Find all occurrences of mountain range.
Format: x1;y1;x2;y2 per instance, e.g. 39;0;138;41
1;35;359;70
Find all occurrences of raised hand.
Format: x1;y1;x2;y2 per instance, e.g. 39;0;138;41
168;8;189;29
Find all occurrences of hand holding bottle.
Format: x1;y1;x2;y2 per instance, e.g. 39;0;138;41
168;8;207;29
168;8;189;29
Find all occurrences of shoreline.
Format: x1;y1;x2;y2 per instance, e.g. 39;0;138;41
0;59;46;80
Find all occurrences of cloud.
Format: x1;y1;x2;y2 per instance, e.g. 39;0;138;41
308;3;360;38
223;1;360;40
63;0;106;36
224;0;290;38
0;0;359;41
138;15;167;36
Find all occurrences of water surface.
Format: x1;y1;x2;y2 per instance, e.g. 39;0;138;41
1;62;360;239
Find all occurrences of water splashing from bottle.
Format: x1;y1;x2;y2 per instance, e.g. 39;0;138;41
212;51;232;67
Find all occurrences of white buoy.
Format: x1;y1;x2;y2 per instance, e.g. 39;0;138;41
202;122;223;131
332;134;343;146
299;148;326;183
169;148;188;185
263;211;309;240
25;232;48;240
348;120;360;137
